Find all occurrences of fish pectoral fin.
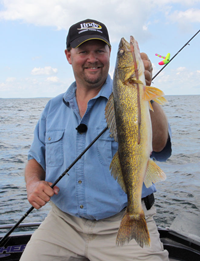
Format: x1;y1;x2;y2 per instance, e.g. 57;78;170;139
144;159;166;188
143;86;167;105
105;92;118;142
110;151;126;193
148;96;168;111
129;78;143;85
153;96;168;105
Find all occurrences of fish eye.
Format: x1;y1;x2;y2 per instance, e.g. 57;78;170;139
118;49;124;56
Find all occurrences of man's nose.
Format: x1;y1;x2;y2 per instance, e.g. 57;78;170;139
87;52;98;62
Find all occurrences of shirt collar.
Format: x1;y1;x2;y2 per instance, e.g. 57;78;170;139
63;75;113;104
63;81;77;105
95;74;112;100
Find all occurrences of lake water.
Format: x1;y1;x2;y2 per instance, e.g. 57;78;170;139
0;95;200;235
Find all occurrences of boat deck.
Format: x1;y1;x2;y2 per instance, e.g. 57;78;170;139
0;225;200;261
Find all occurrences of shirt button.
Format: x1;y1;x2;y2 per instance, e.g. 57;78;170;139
78;180;82;184
80;205;84;209
48;137;51;141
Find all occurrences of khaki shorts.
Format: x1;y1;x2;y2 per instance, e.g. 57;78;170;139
20;202;169;261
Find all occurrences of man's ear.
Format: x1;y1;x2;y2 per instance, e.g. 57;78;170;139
65;49;72;64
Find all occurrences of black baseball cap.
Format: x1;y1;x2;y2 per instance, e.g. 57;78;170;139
66;19;111;49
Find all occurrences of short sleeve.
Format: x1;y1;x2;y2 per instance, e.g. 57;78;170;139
28;102;50;170
151;123;172;162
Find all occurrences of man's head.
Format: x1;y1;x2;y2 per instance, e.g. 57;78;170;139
65;19;111;90
66;19;111;50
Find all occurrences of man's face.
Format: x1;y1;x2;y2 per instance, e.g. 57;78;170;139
65;40;111;89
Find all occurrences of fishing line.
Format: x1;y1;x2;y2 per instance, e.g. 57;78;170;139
152;30;200;81
0;30;199;247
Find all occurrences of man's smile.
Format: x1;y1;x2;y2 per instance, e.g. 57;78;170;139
84;65;102;70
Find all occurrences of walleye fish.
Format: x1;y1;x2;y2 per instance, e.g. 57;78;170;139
105;36;167;248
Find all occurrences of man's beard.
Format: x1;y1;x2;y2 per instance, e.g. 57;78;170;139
84;74;102;85
82;62;104;86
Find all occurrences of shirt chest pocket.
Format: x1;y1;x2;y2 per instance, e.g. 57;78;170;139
45;130;64;167
96;126;118;167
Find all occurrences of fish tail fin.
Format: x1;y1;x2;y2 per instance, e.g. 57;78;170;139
116;210;150;248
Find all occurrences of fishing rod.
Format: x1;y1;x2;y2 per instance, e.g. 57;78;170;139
152;30;200;81
0;29;199;247
0;126;108;247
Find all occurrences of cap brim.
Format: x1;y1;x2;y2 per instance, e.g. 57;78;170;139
70;35;111;48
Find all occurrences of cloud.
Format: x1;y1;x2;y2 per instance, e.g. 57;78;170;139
32;56;42;61
176;67;187;75
0;76;70;98
169;8;200;23
0;0;161;43
0;82;6;89
153;0;199;5
0;1;199;98
47;76;59;82
6;77;16;82
31;66;58;75
0;0;199;43
154;66;200;95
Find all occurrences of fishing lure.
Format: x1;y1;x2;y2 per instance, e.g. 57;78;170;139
155;53;170;65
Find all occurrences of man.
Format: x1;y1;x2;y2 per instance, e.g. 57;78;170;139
20;19;171;261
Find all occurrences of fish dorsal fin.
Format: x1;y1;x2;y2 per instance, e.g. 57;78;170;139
144;159;166;188
143;86;167;104
110;151;127;193
105;92;118;142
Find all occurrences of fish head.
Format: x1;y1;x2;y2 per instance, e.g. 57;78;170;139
114;37;136;83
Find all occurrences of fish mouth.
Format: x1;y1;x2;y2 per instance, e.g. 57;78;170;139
118;38;130;53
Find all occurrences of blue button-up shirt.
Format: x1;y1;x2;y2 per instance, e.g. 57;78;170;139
28;75;171;220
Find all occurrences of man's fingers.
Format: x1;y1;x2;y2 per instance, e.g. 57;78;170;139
140;52;153;86
27;181;59;208
32;198;48;209
47;182;60;195
144;70;152;86
28;189;51;208
140;52;148;60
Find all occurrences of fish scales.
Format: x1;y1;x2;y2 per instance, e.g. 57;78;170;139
105;36;167;248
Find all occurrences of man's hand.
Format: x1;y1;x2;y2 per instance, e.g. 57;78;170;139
140;52;153;86
27;179;59;209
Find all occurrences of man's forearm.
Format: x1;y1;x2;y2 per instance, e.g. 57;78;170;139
150;102;169;152
25;158;45;185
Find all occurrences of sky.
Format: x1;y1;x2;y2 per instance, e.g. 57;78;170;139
0;0;199;98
